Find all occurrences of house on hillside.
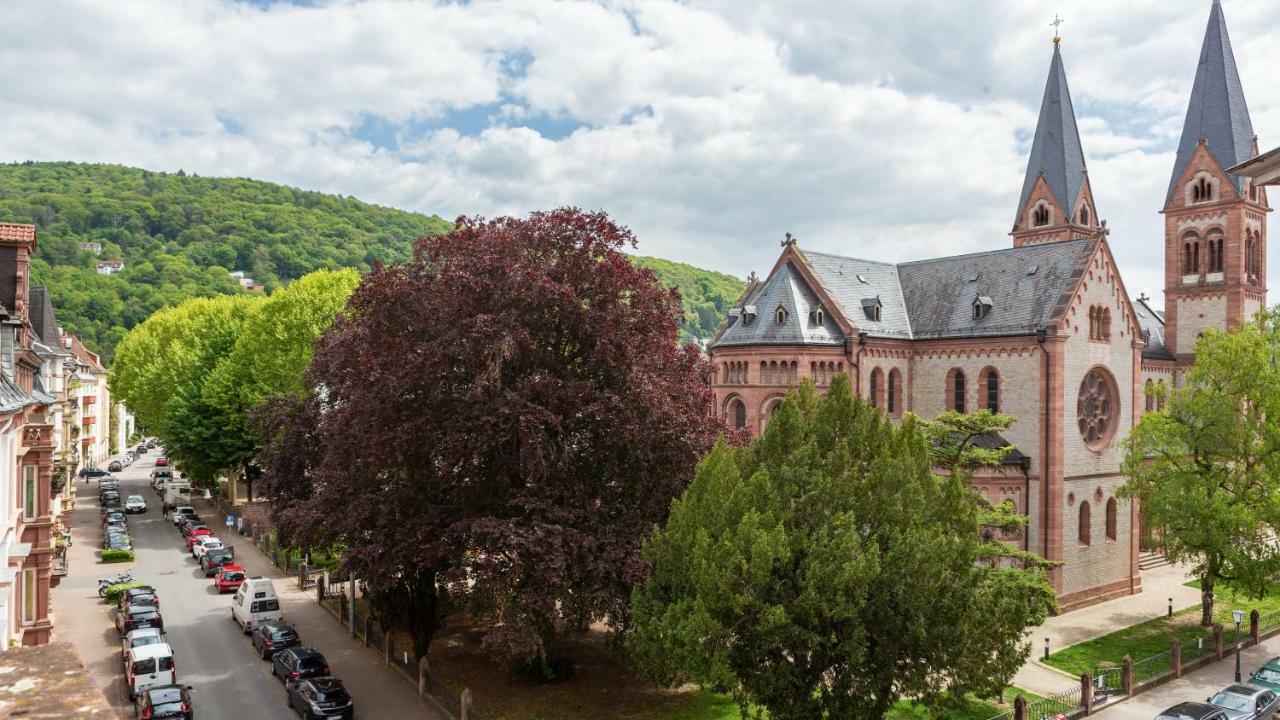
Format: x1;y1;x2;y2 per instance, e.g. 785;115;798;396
77;242;101;254
95;260;123;276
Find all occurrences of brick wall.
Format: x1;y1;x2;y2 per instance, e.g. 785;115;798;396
1175;294;1227;352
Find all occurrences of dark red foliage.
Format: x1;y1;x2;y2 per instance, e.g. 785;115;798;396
258;208;725;665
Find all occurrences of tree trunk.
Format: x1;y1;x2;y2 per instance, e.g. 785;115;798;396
1201;574;1215;626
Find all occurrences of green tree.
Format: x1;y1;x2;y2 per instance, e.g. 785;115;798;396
1121;309;1280;626
628;376;1055;720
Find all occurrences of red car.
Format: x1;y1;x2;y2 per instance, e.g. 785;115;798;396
214;564;245;593
186;527;214;551
155;456;169;467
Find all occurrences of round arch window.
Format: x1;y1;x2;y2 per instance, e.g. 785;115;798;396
1077;368;1119;450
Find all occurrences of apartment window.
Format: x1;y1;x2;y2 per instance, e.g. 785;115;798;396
23;465;35;520
22;568;36;624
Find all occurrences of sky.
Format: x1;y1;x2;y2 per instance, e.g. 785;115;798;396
3;0;1279;307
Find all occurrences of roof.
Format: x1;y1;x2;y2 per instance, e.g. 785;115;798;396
970;431;1029;466
0;372;36;414
1227;144;1280;185
0;223;35;243
28;286;68;354
711;240;1094;346
0;642;115;717
1017;43;1088;222
1168;0;1254;201
1134;296;1175;361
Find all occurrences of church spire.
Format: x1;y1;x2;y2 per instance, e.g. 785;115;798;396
1011;39;1097;247
1166;0;1254;202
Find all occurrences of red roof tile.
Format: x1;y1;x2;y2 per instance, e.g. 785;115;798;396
0;223;35;242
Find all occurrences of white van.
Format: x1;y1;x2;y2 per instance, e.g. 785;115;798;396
231;577;282;633
162;483;192;513
127;642;176;699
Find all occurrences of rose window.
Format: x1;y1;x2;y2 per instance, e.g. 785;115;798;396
1077;369;1117;450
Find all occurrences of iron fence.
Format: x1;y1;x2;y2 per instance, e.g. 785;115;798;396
1181;631;1215;665
1025;685;1082;720
1261;609;1280;635
982;710;1015;720
1131;649;1174;685
1094;666;1124;700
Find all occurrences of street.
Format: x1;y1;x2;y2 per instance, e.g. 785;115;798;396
51;450;441;720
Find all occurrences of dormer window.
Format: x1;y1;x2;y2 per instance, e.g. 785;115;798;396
810;306;825;326
972;296;993;321
1033;204;1050;227
775;305;788;325
861;297;881;322
741;305;756;327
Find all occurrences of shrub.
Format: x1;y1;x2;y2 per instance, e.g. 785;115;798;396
101;548;135;564
103;581;147;605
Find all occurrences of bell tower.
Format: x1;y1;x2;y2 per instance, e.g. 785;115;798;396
1011;37;1104;248
1162;0;1268;359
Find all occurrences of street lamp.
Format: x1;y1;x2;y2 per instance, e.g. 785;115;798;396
1233;608;1245;682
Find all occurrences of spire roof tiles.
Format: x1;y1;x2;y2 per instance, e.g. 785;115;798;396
1017;43;1088;223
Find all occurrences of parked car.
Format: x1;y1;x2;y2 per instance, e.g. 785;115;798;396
104;532;132;551
271;647;329;683
192;536;224;560
121;589;160;611
121;627;165;668
232;577;281;632
79;466;110;480
155;456;169;467
1251;657;1280;692
115;604;164;635
125;495;147;514
214;564;246;593
104;518;128;534
1206;683;1280;720
201;548;236;575
1156;703;1229;720
117;586;159;608
252;620;300;659
136;444;148;455
171;506;196;525
133;683;193;720
185;528;214;550
286;676;353;720
126;643;176;700
102;510;127;526
108;460;123;472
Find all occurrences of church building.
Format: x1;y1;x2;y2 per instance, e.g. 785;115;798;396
707;1;1268;612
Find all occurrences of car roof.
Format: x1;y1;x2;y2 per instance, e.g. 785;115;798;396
309;677;345;692
144;684;187;702
127;626;163;638
1162;702;1224;719
1219;683;1264;695
220;564;245;572
127;605;159;615
288;647;323;659
131;643;173;660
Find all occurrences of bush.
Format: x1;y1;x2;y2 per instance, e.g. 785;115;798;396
101;549;135;564
103;581;147;605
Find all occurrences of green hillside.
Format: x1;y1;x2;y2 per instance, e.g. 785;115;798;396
0;162;741;361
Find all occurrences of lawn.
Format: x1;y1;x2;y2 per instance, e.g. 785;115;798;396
1045;584;1280;677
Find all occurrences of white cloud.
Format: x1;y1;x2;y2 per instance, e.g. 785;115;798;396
2;0;1279;309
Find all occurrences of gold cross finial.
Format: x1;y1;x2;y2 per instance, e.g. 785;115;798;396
1051;14;1064;45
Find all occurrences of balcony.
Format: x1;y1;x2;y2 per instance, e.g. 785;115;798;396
82;395;96;405
82;416;96;425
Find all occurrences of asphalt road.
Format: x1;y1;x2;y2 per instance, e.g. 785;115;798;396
52;451;316;720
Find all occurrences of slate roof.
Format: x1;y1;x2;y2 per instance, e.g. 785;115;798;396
971;431;1030;467
1017;43;1088;223
28;286;67;354
1168;0;1254;201
1134;296;1175;361
711;240;1094;347
0;371;35;414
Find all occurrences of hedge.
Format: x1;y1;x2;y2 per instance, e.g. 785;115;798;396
103;581;147;605
101;549;135;564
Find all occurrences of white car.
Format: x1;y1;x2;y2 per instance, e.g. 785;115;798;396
192;536;223;560
125;495;147;514
121;627;165;670
171;506;195;525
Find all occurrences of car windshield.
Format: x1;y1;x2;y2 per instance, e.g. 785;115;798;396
149;686;185;711
132;635;162;649
1257;669;1280;684
317;686;350;703
1211;691;1253;711
298;655;327;670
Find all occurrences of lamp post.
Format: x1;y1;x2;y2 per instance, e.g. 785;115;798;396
1234;608;1245;682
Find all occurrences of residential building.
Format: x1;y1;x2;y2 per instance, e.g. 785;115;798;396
708;4;1265;612
95;260;124;276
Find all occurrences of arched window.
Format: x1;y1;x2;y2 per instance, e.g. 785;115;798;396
1192;177;1212;203
1193;242;1200;272
870;368;883;408
1144;379;1154;412
1205;235;1224;273
1033;204;1050;227
1088;306;1110;342
1156;380;1167;411
727;398;747;429
888;369;901;415
1105;497;1118;541
1183;243;1193;274
1078;501;1091;547
775;305;788;325
1079;206;1089;225
981;367;999;412
948;369;966;413
811;307;824;325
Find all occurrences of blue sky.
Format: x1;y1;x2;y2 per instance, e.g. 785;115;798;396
2;0;1279;306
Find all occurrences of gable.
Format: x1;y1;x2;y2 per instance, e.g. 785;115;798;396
711;261;846;348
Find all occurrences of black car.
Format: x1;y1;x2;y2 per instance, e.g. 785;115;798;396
117;586;158;607
134;684;193;720
115;605;163;635
108;460;123;472
286;677;353;720
252;620;300;659
121;590;159;611
1155;702;1229;720
272;647;329;683
102;510;126;525
201;548;237;576
80;466;110;480
104;532;131;550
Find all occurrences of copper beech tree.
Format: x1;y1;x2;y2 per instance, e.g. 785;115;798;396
257;209;726;669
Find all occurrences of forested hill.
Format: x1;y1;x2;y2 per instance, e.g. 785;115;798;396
0;162;743;361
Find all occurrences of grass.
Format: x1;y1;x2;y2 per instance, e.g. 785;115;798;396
1045;583;1280;677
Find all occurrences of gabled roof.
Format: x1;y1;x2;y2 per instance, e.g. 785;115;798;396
1168;0;1254;201
28;287;68;355
1017;43;1088;222
1134;296;1175;361
712;239;1094;346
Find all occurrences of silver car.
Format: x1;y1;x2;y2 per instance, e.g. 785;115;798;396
1207;683;1280;720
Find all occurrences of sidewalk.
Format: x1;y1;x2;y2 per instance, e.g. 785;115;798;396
199;497;447;720
1014;562;1202;695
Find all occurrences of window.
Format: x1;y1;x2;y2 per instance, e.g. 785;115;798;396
810;307;824;326
888;369;900;415
972;296;992;321
1105;497;1117;541
775;305;788;325
22;465;35;520
1144;379;1154;412
1206;235;1224;273
1183;238;1202;274
1192;177;1212;203
862;297;881;322
1033;204;1049;227
870;368;883;408
1078;502;1092;547
21;568;36;624
1088;306;1111;341
981;367;999;412
948;369;966;413
1077;367;1119;450
727;399;746;429
1079;206;1089;225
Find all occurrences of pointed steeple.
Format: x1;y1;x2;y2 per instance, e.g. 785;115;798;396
1016;41;1088;225
1167;0;1254;202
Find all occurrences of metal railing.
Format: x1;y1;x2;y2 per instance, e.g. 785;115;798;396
1260;609;1280;635
1025;685;1082;720
982;709;1015;720
1131;649;1174;685
1181;631;1215;665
